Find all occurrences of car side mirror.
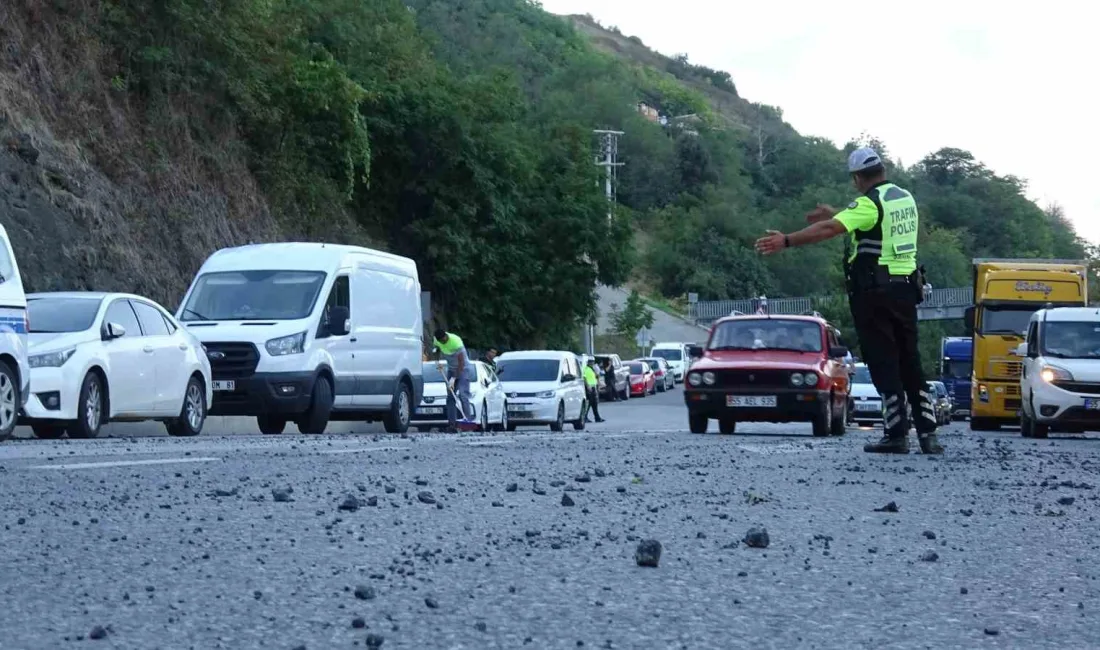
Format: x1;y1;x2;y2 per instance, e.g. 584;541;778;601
688;345;703;358
963;306;975;332
829;345;849;359
328;306;350;336
102;322;126;340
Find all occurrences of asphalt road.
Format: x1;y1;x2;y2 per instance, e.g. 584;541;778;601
1;386;1098;649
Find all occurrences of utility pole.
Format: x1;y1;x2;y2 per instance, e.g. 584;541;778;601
580;129;625;356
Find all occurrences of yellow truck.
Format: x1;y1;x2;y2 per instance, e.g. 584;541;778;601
964;258;1088;431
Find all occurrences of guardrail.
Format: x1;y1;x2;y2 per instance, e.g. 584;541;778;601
689;287;975;324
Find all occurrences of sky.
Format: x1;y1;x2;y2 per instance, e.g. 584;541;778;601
539;0;1100;244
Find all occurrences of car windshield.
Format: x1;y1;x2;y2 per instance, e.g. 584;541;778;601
179;270;327;321
496;359;560;381
627;362;646;374
1041;321;1100;358
708;319;822;352
852;366;872;384
979;307;1036;335
27;296;103;333
651;348;682;361
942;359;972;379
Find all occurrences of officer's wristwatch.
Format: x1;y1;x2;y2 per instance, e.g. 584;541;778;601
783;235;791;248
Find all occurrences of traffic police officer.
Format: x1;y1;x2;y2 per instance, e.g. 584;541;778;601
753;147;943;455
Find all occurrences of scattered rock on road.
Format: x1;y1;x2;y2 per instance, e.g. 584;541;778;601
874;501;899;513
920;551;940;562
338;495;361;511
417;491;436;505
635;539;662;567
743;527;770;549
561;493;575;507
272;488;293;502
354;585;376;600
89;625;108;640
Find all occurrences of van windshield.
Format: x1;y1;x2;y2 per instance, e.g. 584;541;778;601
651;348;682;361
496;359;560;382
179;270;327;321
1041;321;1100;359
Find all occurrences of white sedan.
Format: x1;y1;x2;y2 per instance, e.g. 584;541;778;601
411;361;507;432
21;292;213;439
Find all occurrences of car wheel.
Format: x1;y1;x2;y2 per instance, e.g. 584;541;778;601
572;401;586;431
549;402;564;432
258;415;287;435
688;413;707;433
498;404;509;432
31;425;65;439
619;385;629;400
830;393;847;436
478;401;490;432
812;400;831;437
718;417;736;435
297;376;333;434
0;361;19;441
381;380;412;434
166;375;206;437
68;371;105;439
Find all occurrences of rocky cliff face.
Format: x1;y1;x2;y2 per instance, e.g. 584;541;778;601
0;0;351;310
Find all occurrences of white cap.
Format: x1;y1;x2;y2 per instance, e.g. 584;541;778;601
847;147;883;173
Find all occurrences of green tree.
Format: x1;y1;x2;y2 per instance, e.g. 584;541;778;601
610;290;655;337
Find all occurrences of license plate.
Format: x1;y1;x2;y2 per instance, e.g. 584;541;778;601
1085;399;1100;411
510;404;530;411
418;407;443;415
212;380;235;391
727;395;776;408
855;402;879;411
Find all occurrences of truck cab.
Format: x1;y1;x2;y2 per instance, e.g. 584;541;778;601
940;336;972;419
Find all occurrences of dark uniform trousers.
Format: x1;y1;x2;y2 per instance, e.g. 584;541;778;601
850;278;937;436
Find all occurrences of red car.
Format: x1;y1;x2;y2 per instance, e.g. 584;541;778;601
626;360;657;397
683;313;851;436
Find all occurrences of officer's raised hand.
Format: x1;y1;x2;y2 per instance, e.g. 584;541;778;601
805;204;837;224
754;230;787;256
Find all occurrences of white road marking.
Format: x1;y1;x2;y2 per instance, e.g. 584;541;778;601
318;446;410;455
28;457;220;470
735;443;817;454
464;440;513;446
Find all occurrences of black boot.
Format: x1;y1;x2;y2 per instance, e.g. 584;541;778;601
914;385;944;455
865;392;910;454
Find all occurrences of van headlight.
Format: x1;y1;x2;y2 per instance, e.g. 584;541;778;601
265;332;306;356
535;390;555;399
1040;365;1072;383
29;348;75;368
688;373;702;386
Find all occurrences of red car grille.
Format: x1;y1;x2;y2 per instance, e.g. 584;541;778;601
711;369;791;388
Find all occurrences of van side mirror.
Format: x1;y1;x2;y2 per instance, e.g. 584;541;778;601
328;306;350;336
561;373;576;383
828;346;849;359
1012;343;1027;357
688;345;703;358
963;306;975;332
102;322;126;340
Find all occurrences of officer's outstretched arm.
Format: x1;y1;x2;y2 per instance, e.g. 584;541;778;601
786;219;847;247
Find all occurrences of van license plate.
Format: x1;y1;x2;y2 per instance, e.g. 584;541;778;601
212;380;235;391
418;407;443;415
1085;399;1100;410
728;395;776;408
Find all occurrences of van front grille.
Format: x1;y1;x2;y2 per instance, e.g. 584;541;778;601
203;342;260;379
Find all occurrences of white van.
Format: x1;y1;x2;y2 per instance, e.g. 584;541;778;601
1017;307;1100;438
176;243;423;435
496;350;587;431
0;223;29;440
651;342;689;382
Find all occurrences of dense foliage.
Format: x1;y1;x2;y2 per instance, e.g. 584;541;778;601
95;0;1090;369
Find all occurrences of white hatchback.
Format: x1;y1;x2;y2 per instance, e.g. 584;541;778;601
1018;307;1100;438
22;292;213;439
847;363;882;425
496;350;587;431
412;361;507;432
